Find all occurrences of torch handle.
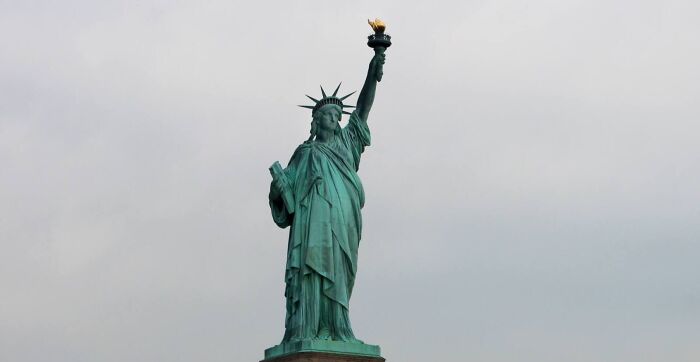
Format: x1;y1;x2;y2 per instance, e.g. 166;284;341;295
373;47;386;82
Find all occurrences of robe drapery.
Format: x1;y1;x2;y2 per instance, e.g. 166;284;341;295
269;110;371;342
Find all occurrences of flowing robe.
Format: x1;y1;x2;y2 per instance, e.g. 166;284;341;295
269;111;371;342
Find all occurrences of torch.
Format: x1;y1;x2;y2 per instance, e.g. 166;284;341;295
367;18;391;82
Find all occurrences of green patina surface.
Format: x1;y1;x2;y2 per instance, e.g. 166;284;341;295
265;23;390;357
264;340;381;360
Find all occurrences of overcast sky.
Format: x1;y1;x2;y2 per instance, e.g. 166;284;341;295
1;1;699;361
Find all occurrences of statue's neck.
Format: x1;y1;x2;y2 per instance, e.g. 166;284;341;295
315;130;336;143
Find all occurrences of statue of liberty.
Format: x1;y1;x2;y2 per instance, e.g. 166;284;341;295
267;20;390;353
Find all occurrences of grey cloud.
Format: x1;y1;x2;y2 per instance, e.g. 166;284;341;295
1;1;699;361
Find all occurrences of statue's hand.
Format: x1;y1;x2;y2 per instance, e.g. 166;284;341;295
371;50;386;82
269;178;286;201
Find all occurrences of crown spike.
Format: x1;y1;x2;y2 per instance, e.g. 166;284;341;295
342;111;352;115
305;95;320;104
332;82;342;97
340;91;356;101
298;105;315;109
342;105;355;108
320;85;327;98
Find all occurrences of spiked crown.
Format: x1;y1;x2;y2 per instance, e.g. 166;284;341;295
299;83;356;116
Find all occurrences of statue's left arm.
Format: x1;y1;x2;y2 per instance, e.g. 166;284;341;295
356;48;386;123
269;160;297;228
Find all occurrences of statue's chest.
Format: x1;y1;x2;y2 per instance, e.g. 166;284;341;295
307;141;352;163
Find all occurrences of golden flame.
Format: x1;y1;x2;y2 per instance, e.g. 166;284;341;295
368;18;386;33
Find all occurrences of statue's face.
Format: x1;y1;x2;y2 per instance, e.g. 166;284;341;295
314;104;341;133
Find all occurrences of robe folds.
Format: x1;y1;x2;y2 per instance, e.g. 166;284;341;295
269;111;371;342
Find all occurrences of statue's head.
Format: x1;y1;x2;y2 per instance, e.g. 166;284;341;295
299;84;356;141
311;104;342;135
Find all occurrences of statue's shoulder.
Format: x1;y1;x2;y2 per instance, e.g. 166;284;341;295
295;141;313;152
288;142;311;161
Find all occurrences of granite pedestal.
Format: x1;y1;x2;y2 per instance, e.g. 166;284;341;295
262;340;384;362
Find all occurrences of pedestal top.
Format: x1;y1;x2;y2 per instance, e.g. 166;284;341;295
263;340;382;361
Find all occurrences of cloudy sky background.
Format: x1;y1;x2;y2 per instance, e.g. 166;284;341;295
1;1;699;361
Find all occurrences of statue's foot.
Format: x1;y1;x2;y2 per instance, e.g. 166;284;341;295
316;328;331;340
332;335;364;344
